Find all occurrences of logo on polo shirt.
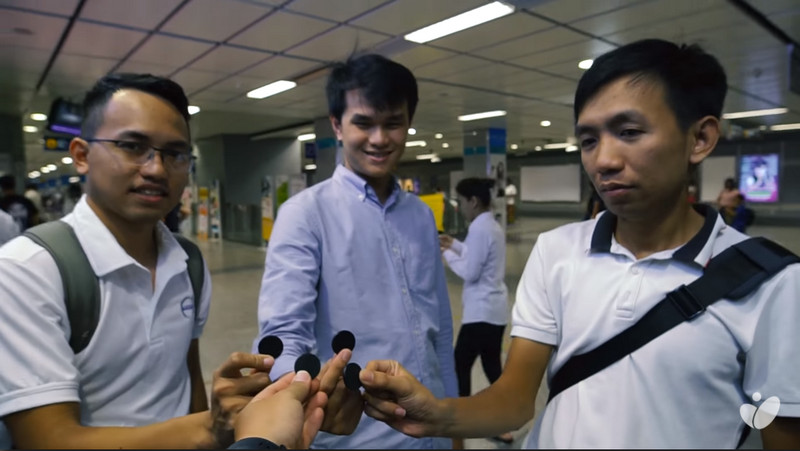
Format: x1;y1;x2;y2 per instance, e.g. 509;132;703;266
180;297;194;319
739;392;780;429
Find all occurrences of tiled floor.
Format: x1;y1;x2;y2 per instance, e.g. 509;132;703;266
196;216;800;449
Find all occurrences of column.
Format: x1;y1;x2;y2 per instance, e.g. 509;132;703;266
462;126;507;230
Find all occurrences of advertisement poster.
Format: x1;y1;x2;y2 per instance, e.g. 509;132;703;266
419;192;445;232
197;186;209;241
261;176;274;244
209;180;222;241
740;154;779;203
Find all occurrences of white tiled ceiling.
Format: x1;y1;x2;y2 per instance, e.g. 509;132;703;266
0;0;797;173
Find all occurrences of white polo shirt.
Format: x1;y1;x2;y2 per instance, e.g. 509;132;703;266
0;196;211;448
512;205;800;448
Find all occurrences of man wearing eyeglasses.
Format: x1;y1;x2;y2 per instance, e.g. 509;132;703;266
0;74;275;448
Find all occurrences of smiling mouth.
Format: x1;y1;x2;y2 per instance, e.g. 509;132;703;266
363;149;393;159
131;187;168;197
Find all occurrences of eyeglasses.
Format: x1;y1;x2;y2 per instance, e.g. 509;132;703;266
83;138;196;172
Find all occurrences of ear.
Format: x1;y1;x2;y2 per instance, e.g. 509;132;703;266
329;115;343;141
688;115;720;165
70;137;90;176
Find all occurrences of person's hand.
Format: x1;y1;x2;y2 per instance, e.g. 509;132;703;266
359;359;444;438
210;352;275;447
317;349;365;435
439;235;454;251
234;371;327;449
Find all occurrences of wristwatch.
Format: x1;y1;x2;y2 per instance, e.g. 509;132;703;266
228;437;286;449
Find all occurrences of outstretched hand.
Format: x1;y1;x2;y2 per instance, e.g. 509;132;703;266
234;371;328;449
317;349;365;435
359;360;444;438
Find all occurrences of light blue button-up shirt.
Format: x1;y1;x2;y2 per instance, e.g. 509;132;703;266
443;211;508;326
255;165;457;449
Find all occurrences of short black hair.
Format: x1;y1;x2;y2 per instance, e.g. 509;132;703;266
724;177;736;188
326;54;418;122
574;39;727;131
81;73;190;138
456;177;495;207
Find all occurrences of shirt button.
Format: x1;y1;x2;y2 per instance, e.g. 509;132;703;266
402;288;407;294
630;267;640;275
358;195;365;201
393;247;399;254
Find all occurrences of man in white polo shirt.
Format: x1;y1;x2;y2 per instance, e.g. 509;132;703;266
0;74;273;448
356;39;800;448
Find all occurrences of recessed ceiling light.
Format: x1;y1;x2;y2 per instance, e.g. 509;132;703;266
23;125;38;133
442;142;450;148
40;166;50;173
47;164;57;171
510;144;519;150
188;105;200;115
722;108;787;119
431;156;441;163
406;140;427;147
566;145;579;152
535;145;542;151
304;164;317;171
30;113;47;121
540;120;551;127
408;128;417;135
28;171;41;179
297;133;316;142
404;1;515;44
434;133;443;139
246;80;297;99
416;153;437;160
61;157;73;164
69;176;80;183
458;110;507;121
544;142;571;149
578;59;593;70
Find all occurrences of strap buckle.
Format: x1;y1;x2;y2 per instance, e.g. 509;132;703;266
667;285;705;320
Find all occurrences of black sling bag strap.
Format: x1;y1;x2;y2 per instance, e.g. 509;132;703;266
547;236;798;404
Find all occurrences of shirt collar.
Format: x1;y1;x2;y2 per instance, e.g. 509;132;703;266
71;195;188;277
333;164;401;208
589;203;722;266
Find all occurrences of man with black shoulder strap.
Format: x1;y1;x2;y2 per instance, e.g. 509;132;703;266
355;39;800;449
0;74;277;448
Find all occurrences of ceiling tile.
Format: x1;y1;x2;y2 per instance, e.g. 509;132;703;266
0;9;68;50
0;0;78;16
408;55;488;79
240;55;319;81
512;39;617;70
431;12;551;52
61;21;146;59
203;74;267;96
161;0;273;42
744;0;800;15
287;0;389;23
115;60;174;76
388;46;457;70
79;0;182;29
127;34;212;67
529;0;644;24
188;45;269;73
286;25;388;61
0;45;51;75
471;26;585;61
351;0;486;35
230;11;335;52
49;54;118;83
171;68;228;94
572;0;727;38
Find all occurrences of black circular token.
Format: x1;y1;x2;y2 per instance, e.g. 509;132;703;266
332;330;356;354
344;362;362;391
258;335;283;358
294;353;321;379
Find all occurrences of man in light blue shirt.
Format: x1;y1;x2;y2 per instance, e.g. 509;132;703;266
254;54;457;449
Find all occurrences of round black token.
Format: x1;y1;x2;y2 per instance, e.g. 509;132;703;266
258;335;284;358
344;362;362;391
294;353;321;379
332;330;356;354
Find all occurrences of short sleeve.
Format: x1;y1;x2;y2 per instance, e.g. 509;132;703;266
510;237;559;346
742;264;800;418
0;237;80;419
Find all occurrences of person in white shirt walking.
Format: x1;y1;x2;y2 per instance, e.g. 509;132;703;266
503;178;517;224
439;177;513;445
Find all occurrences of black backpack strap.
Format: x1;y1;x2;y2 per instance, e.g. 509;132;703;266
173;234;205;320
548;237;799;403
24;221;100;354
